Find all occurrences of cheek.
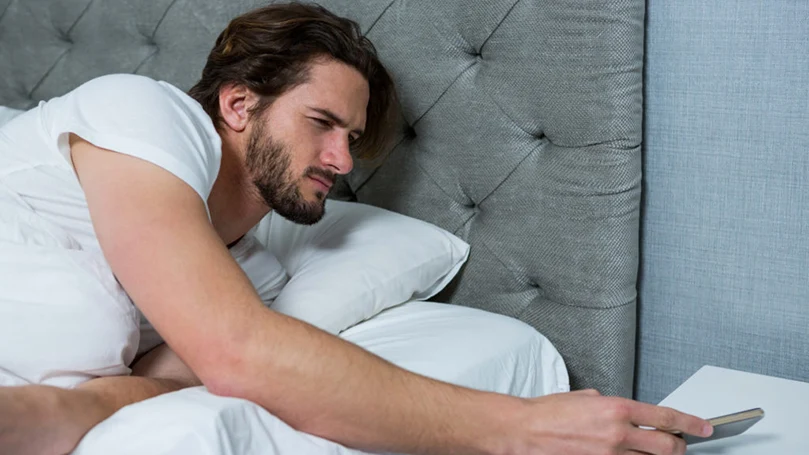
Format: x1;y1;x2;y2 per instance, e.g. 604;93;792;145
277;121;328;175
300;135;329;167
270;125;309;174
288;143;318;178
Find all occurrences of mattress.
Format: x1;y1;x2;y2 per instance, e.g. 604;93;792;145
73;301;569;455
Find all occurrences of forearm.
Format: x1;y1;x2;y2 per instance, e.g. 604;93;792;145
216;310;522;455
72;375;190;422
69;132;517;454
40;374;190;455
55;343;201;449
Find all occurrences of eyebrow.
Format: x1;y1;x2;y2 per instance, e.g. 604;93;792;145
308;107;364;137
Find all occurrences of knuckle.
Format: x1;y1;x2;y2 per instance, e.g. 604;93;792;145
660;435;679;455
659;433;686;455
605;398;632;421
599;423;628;450
658;407;678;430
610;426;630;447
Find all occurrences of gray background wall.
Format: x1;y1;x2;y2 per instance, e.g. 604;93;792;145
637;0;809;403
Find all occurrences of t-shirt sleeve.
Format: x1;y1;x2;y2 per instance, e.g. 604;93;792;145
50;74;221;206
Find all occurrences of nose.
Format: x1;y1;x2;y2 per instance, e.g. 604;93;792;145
321;134;354;175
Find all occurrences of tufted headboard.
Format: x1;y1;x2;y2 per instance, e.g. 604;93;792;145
0;0;644;397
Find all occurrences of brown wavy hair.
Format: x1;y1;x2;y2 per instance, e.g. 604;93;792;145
189;2;398;160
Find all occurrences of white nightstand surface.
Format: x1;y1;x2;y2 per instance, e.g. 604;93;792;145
658;365;809;454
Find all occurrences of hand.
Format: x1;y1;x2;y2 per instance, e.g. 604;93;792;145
502;389;712;455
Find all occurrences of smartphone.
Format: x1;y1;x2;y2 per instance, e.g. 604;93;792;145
672;407;765;445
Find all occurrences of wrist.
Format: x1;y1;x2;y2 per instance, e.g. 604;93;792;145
52;385;116;439
21;385;99;454
464;393;529;455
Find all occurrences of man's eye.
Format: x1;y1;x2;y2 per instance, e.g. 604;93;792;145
312;118;330;128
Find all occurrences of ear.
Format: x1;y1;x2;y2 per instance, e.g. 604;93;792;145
218;84;260;133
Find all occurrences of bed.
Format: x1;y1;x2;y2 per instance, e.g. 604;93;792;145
72;300;569;455
0;0;644;452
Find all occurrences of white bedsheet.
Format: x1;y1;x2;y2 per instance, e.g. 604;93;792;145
73;301;569;455
0;106;22;126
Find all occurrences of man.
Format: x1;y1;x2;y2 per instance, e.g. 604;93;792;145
0;3;712;454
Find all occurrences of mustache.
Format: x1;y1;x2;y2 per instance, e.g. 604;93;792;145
306;167;336;187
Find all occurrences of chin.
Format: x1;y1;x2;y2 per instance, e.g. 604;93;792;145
276;199;326;225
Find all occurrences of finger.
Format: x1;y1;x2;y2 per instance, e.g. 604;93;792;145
568;388;601;396
629;402;712;437
624;427;687;455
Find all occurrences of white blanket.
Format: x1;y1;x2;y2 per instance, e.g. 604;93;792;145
0;106;22;126
73;301;569;455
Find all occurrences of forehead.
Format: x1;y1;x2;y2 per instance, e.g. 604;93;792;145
283;59;370;128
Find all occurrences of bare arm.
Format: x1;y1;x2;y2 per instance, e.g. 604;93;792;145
0;345;201;455
71;137;504;454
68;137;711;455
74;344;201;418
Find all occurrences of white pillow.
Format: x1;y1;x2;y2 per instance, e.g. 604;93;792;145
253;200;470;334
0;106;23;127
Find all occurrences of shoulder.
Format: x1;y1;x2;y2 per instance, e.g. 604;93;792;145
73;74;172;109
71;74;209;128
54;74;223;204
76;73;165;94
62;74;220;158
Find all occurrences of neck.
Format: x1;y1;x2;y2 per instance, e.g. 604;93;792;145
207;137;270;246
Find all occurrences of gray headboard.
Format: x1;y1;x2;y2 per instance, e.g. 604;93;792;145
0;0;644;397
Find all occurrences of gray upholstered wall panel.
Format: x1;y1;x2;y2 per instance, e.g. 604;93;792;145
345;0;645;397
638;0;809;403
0;0;644;396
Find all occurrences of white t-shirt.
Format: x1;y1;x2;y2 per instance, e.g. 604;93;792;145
0;75;289;358
0;74;221;251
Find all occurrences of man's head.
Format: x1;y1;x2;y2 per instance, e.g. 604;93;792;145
189;2;397;224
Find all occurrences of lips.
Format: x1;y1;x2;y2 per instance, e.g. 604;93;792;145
309;175;333;191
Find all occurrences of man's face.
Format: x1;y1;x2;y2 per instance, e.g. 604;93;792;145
245;58;369;225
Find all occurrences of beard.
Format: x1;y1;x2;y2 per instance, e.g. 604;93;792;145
245;121;333;225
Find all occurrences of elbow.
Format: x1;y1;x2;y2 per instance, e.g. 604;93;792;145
193;345;253;399
192;313;285;401
195;346;324;435
203;373;243;398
